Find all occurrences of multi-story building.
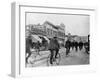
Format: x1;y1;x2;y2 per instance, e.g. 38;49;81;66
43;21;59;39
56;23;65;43
26;21;65;44
31;24;46;36
43;21;65;44
26;24;46;36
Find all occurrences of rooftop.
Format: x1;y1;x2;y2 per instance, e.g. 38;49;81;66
44;21;59;29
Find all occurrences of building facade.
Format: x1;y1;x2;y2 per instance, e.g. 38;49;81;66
43;21;58;38
26;21;65;44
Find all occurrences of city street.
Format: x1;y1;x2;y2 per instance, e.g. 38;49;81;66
26;47;89;67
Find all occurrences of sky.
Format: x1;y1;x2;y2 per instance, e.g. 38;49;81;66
26;12;90;36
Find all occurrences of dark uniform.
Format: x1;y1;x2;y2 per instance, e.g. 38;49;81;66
79;41;83;50
48;37;60;64
84;42;89;54
65;40;71;56
74;41;78;52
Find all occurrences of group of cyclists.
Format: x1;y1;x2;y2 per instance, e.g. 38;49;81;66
65;38;90;56
48;36;90;64
26;33;90;65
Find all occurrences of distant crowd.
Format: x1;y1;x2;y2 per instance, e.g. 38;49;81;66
65;38;90;56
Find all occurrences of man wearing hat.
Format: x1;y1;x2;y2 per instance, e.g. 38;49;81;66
48;36;60;64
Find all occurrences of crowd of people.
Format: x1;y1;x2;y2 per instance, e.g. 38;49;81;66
65;39;90;56
48;36;90;64
26;33;90;64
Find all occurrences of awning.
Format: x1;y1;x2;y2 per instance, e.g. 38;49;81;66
31;35;42;43
31;37;39;43
38;35;50;43
42;36;50;43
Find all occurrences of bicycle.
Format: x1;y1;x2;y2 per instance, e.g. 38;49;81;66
27;48;61;67
47;50;61;66
26;47;42;67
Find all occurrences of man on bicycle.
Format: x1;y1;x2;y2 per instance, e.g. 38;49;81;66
48;36;60;64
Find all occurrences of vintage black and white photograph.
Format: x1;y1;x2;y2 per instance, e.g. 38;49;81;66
25;12;90;67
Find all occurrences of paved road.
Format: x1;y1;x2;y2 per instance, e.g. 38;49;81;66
26;47;89;67
59;47;89;65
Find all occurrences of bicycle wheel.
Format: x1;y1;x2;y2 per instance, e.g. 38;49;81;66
54;53;61;65
47;54;52;66
47;53;61;66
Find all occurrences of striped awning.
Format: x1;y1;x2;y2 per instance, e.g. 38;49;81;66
31;35;42;43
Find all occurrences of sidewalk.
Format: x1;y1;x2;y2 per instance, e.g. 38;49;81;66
59;47;89;65
26;50;50;67
26;47;89;67
26;48;65;67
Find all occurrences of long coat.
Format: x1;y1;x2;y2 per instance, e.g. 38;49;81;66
26;37;33;53
48;38;60;50
65;40;71;48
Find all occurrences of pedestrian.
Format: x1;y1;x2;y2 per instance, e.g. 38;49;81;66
26;34;33;63
79;41;83;51
65;39;71;56
48;36;60;64
71;40;75;50
84;40;90;54
35;41;40;55
70;41;72;51
74;41;78;52
84;42;88;54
